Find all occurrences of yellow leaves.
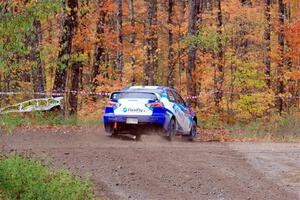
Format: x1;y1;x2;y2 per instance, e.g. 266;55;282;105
65;5;72;15
232;92;274;121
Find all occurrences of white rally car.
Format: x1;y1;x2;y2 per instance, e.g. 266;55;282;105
103;86;198;141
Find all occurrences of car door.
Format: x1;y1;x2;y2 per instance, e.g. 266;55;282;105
170;90;192;133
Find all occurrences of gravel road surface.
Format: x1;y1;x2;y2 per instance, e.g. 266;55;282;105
1;127;299;200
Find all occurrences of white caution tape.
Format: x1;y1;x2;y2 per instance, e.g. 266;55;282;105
186;91;299;99
0;91;111;96
0;90;299;100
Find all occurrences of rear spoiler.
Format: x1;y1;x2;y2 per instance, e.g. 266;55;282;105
110;91;161;101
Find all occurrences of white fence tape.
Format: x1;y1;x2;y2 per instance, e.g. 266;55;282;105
186;92;300;99
0;90;299;99
0;91;111;96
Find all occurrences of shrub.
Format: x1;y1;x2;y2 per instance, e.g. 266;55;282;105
0;155;94;200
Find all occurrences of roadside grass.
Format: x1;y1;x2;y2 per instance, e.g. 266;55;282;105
0;112;103;134
198;113;300;142
226;115;300;142
0;155;95;200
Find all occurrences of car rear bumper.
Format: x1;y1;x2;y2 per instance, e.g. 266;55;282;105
103;113;166;125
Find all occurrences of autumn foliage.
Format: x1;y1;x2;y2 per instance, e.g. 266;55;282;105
0;0;300;122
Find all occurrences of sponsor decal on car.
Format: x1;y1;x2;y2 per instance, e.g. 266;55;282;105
123;108;147;113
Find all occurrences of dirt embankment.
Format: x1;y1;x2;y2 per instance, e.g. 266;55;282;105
1;127;300;200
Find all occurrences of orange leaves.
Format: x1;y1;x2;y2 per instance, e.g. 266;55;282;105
3;0;300;119
287;70;300;81
102;1;117;12
286;19;300;57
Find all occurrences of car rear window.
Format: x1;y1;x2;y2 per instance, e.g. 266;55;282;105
111;92;157;100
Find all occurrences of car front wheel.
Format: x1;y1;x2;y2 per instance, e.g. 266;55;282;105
166;118;176;141
189;120;198;141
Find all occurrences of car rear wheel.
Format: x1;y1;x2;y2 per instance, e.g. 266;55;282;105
166;118;176;141
104;123;116;137
189;120;198;141
134;133;142;141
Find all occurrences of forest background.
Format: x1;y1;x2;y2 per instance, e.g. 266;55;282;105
1;0;300;129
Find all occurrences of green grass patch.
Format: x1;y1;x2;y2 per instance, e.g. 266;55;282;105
0;114;31;134
0;112;103;134
0;155;95;200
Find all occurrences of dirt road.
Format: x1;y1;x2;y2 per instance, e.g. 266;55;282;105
1;127;300;200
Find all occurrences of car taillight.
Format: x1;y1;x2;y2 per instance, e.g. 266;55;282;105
146;102;164;108
107;101;120;107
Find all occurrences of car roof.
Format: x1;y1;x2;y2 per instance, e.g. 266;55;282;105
119;86;169;94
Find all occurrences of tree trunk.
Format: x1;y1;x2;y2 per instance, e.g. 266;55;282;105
198;0;204;29
186;0;201;105
59;0;78;116
116;0;123;82
283;2;292;71
206;0;213;11
65;49;82;115
144;0;158;86
178;0;185;92
214;0;224;110
107;12;117;82
0;1;8;18
276;0;285;113
264;0;271;88
53;0;78;93
19;1;45;98
65;0;92;115
129;0;136;85
30;17;45;98
167;0;175;87
0;1;9;105
92;3;106;91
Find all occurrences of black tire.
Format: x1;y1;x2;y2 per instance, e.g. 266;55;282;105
134;133;142;141
104;123;116;137
189;120;198;141
166;118;176;141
